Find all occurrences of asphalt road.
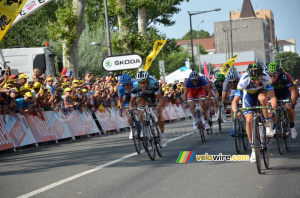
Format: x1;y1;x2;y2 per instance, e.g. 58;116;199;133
1;105;300;198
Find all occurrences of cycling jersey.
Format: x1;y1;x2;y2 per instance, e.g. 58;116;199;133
272;71;293;99
118;80;135;106
214;80;223;95
131;76;160;102
185;76;208;100
235;72;273;97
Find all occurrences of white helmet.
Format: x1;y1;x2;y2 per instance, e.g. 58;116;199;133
214;72;220;78
226;70;238;82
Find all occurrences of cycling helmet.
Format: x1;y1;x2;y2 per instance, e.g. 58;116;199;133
189;71;199;80
263;66;269;73
268;62;278;73
217;73;225;82
226;70;238;82
247;63;263;77
214;72;220;79
120;73;131;85
136;71;149;81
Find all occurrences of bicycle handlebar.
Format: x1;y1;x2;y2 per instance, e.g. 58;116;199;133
238;106;269;111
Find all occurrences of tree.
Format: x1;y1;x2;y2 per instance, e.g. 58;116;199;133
274;52;300;79
180;29;211;40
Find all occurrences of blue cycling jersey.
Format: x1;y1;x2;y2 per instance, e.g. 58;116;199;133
185;76;208;89
118;80;135;98
131;75;160;97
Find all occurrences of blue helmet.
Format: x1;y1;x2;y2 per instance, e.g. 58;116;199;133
120;73;131;84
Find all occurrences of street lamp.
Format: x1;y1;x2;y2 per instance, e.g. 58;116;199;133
188;8;221;71
223;25;248;60
91;42;106;46
197;20;204;73
275;57;289;68
104;0;112;56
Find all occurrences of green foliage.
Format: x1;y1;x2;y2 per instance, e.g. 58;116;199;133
0;1;61;48
78;25;108;78
180;29;211;40
48;0;78;56
274;52;300;79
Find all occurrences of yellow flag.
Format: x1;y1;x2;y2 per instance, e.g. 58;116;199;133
0;0;26;42
144;40;167;71
220;54;239;75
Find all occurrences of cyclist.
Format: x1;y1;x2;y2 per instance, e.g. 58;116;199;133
118;73;135;139
222;69;240;136
232;63;277;163
214;73;225;121
268;62;297;138
182;71;212;130
129;71;167;147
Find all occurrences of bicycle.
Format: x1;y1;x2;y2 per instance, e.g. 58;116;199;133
238;106;271;174
234;109;248;154
137;104;162;161
206;97;214;135
216;96;224;133
274;99;291;155
191;98;207;142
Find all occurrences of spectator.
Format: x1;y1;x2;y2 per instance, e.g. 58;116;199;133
15;92;32;115
17;74;29;89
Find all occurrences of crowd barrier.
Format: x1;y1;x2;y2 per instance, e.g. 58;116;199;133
0;103;192;152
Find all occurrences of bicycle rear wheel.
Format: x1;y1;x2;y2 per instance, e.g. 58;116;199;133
234;119;242;154
196;110;205;142
283;113;291;151
254;120;262;174
143;121;156;161
275;110;284;155
151;116;162;157
208;110;213;135
131;118;142;155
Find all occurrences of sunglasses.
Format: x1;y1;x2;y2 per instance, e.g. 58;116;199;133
192;80;199;83
228;80;237;84
269;74;278;78
138;81;147;85
122;83;130;87
250;77;261;81
48;80;53;82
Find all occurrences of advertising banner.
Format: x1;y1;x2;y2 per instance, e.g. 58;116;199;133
44;111;73;140
94;109;117;132
162;108;170;121
102;54;142;71
63;111;88;137
77;109;99;134
25;112;56;143
0;118;14;151
1;114;36;147
110;108;129;130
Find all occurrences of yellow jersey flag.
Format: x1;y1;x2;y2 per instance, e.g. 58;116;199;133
0;0;26;42
144;40;167;71
220;54;239;75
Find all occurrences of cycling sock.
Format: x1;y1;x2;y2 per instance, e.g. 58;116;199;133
290;122;294;128
265;117;271;127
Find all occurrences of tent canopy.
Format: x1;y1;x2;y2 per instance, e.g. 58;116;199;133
165;67;192;83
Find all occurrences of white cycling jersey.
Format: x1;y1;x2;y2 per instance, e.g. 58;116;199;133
235;72;273;97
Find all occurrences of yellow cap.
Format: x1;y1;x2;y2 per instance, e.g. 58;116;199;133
11;88;18;93
72;84;79;88
33;82;42;88
19;86;28;91
162;88;165;92
180;86;184;90
25;92;33;98
164;91;169;94
7;79;14;84
65;87;72;92
19;73;29;79
47;77;53;81
72;79;79;83
62;82;69;87
82;88;87;93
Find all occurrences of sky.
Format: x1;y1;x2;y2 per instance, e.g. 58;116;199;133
154;0;300;54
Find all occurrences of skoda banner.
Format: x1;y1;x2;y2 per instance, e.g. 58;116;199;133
102;54;143;71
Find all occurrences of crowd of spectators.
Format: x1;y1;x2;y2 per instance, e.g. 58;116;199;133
0;67;212;123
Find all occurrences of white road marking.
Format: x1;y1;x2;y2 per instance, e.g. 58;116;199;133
17;129;205;198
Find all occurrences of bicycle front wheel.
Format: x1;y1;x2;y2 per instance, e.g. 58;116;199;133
234;119;242;154
131;118;142;155
254;120;262;174
143;121;156;161
275;110;284;155
262;125;270;169
196;110;205;142
218;104;222;133
151;116;162;158
241;117;248;151
283;113;291;151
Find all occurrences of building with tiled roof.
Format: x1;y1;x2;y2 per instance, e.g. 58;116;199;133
278;39;296;53
176;36;215;56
